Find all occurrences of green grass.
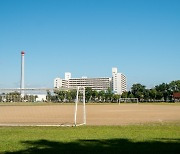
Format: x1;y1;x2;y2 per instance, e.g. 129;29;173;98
0;124;180;154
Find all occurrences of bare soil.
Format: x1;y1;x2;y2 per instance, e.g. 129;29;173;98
0;104;179;126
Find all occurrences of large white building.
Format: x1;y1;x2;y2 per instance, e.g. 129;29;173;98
112;67;127;95
54;68;127;95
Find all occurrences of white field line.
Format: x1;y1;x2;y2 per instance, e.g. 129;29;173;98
0;123;86;127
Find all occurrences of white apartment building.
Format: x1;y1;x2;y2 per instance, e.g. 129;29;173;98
54;68;127;95
112;67;127;94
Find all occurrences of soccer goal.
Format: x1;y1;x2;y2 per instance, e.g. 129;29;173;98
0;87;86;127
74;87;86;126
118;98;139;104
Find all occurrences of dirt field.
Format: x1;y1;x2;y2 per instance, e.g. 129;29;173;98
0;104;180;126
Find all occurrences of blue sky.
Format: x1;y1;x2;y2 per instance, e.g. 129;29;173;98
0;0;180;89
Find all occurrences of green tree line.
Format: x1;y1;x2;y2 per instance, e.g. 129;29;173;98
1;80;179;103
0;92;37;102
48;80;180;103
122;80;180;102
47;88;120;103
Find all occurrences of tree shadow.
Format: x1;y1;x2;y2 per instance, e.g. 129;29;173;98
4;138;180;154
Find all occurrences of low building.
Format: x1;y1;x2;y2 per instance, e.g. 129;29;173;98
36;94;47;102
173;92;180;102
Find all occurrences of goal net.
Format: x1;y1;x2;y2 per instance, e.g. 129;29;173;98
119;98;139;104
0;87;86;127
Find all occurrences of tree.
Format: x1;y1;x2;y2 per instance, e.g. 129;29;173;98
105;88;113;102
155;83;170;102
91;90;98;102
144;89;150;101
85;87;93;103
6;92;21;102
121;91;128;98
66;91;72;102
70;90;77;102
169;80;180;92
156;91;163;101
131;83;146;101
46;90;52;102
0;96;2;102
57;91;66;102
98;90;105;102
128;93;134;98
149;89;157;101
112;94;120;102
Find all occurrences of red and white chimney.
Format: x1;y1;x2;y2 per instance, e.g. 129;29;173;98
20;51;25;97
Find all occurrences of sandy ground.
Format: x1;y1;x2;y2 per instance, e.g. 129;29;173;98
0;104;180;126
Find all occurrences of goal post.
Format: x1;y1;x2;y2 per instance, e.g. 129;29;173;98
74;86;86;126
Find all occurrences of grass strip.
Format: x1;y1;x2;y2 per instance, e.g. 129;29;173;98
0;123;179;153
